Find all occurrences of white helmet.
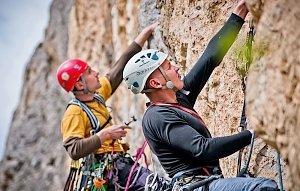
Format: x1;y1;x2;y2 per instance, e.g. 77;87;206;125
123;49;168;94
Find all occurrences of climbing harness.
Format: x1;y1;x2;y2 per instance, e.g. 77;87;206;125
172;174;222;191
144;167;222;191
236;19;284;191
63;93;145;191
64;93;111;191
144;173;172;191
144;103;223;191
169;166;222;191
68;93;112;134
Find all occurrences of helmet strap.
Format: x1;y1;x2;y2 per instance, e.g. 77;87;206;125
80;76;90;94
141;66;179;93
158;66;178;91
72;76;94;95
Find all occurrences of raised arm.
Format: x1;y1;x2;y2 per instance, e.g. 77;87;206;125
107;22;159;93
233;0;249;20
184;1;249;105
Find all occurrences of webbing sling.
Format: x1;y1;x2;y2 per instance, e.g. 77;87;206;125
148;102;212;144
64;94;112;191
68;93;112;133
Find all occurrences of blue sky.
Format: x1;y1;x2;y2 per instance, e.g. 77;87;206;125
0;0;51;160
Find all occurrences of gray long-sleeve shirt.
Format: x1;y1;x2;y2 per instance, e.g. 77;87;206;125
142;13;252;178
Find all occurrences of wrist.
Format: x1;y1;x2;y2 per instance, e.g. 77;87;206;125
248;129;254;135
97;131;108;143
233;5;249;20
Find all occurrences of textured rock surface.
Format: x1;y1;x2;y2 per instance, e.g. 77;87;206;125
0;1;73;190
157;0;288;183
246;0;299;190
0;0;296;190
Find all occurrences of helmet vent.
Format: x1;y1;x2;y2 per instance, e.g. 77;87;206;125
61;72;70;81
151;53;159;60
133;81;139;87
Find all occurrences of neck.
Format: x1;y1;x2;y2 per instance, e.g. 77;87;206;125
147;89;177;103
74;93;94;102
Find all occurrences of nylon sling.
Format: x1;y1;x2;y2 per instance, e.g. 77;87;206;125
68;93;112;133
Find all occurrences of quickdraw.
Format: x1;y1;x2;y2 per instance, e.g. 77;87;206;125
172;174;222;191
145;173;172;191
144;171;222;191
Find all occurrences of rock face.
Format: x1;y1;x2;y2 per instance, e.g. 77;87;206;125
0;1;73;190
0;0;297;190
246;0;300;189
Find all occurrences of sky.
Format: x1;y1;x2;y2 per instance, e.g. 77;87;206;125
0;0;52;160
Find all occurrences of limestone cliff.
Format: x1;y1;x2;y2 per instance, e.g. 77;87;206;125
0;0;297;190
246;0;299;189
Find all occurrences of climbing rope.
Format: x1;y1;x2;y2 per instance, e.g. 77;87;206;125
124;140;148;191
236;19;284;190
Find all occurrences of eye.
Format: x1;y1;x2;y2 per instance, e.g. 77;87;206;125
165;62;171;70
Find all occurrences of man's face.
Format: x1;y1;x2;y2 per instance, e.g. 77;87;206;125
80;66;101;92
161;59;183;90
148;59;184;90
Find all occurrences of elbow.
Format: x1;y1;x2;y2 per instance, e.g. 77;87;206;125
64;140;85;160
68;152;82;161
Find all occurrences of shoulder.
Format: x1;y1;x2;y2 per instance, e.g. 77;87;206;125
64;104;86;119
144;105;178;119
142;105;183;130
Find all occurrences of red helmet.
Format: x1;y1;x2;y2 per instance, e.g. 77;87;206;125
56;59;88;92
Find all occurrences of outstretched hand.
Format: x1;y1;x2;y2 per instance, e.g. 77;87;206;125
233;0;249;20
143;21;159;34
97;124;131;142
134;21;159;47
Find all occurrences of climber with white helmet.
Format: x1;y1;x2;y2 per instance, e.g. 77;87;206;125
123;0;279;190
57;22;161;191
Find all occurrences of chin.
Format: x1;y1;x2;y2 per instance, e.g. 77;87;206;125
177;82;184;90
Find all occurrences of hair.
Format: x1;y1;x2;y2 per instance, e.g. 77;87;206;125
72;77;83;93
72;86;79;92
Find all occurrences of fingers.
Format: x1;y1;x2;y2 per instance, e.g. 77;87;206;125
150;21;159;29
98;125;133;142
145;21;160;33
121;126;132;130
109;125;131;139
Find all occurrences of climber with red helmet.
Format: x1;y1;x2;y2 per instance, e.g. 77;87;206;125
123;0;278;191
57;22;161;191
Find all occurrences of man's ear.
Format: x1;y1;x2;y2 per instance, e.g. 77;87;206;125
74;81;84;91
148;78;163;89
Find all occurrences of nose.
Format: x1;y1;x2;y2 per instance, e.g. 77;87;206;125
92;69;99;77
172;64;180;72
170;63;177;69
